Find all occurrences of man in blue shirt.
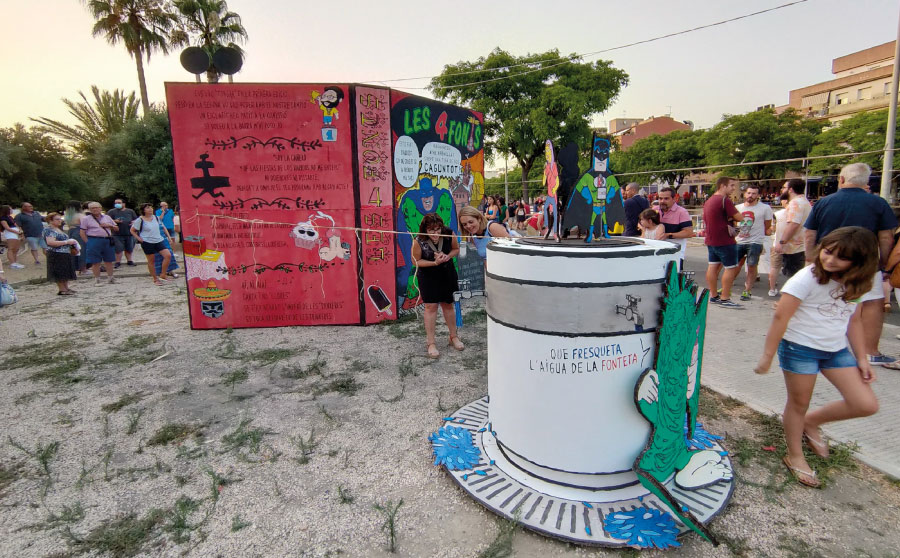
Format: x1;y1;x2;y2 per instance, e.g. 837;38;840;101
623;183;649;237
805;162;898;366
155;201;176;237
14;202;45;265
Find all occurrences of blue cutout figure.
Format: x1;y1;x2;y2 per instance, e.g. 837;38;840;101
429;425;481;471
604;507;681;549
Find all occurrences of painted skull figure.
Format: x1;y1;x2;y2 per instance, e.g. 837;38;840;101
290;211;335;250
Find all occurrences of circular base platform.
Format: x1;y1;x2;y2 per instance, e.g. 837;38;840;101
437;396;735;548
516;237;644;248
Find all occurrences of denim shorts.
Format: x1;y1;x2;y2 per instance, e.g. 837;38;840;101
85;236;116;265
737;243;763;266
777;339;857;374
25;236;47;251
707;244;738;268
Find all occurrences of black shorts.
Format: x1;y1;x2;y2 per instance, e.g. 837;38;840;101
141;241;167;255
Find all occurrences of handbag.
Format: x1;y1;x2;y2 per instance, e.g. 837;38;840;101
723;195;739;238
889;265;900;289
0;282;17;307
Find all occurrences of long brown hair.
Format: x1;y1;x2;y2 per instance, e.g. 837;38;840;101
812;226;878;302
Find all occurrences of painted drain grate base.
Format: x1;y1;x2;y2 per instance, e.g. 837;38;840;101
438;396;735;548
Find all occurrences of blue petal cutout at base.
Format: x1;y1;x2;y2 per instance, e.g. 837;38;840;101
604;507;681;549
429;425;481;471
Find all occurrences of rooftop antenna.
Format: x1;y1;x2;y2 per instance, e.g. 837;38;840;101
666;105;672;117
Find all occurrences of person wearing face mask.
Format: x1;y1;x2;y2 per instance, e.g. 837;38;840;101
106;198;138;268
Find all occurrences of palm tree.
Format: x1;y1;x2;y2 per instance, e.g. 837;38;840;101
170;0;248;83
31;86;140;158
84;0;176;115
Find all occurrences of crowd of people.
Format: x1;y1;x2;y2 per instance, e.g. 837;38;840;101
0;199;181;293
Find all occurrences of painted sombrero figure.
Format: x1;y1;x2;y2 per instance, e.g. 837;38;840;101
192;280;232;301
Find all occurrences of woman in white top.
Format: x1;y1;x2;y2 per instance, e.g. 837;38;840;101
755;227;879;488
131;203;174;285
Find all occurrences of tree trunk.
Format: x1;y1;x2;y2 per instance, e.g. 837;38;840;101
520;160;533;202
134;47;151;116
206;68;220;84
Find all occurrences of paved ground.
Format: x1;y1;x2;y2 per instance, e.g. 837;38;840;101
683;239;900;479
5;241;899;481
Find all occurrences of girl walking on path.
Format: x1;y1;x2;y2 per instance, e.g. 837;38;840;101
412;214;464;359
131;204;174;286
42;213;78;295
755;226;880;488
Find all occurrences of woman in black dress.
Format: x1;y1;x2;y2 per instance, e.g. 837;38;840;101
412;213;464;359
42;213;78;295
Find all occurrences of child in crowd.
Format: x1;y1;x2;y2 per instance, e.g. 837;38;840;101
412;213;464;359
638;209;664;240
754;226;880;488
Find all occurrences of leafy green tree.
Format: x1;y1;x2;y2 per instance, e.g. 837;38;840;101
699;108;823;181
430;48;628;200
613;129;705;188
0;125;93;208
84;0;177;115
31;86;140;159
808;108;900;176
93;110;175;203
170;0;248;83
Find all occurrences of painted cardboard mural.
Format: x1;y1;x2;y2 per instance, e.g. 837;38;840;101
562;134;626;240
390;93;485;312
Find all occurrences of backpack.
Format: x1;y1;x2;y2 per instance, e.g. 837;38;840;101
0;282;17;307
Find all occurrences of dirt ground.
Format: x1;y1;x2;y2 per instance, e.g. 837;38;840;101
1;277;900;558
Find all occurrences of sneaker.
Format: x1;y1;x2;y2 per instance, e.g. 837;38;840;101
718;299;743;309
868;353;897;365
740;290;751;301
10;262;25;269
127;261;136;266
108;277;116;284
768;289;779;297
709;295;721;303
114;262;121;269
33;260;41;265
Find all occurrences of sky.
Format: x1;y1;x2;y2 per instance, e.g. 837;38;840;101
1;0;898;151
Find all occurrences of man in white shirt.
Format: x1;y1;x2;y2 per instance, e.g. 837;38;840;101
735;185;773;301
772;178;811;280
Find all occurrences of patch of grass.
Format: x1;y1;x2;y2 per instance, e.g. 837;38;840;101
314;375;362;396
73;318;108;332
476;515;519;558
337;485;354;504
44;502;86;529
242;347;299;366
373;499;403;553
463;307;487;325
101;393;144;414
206;469;239;503
461;353;486;373
699;386;742;420
282;351;326;380
126;409;145;436
162;496;201;543
147;423;202;447
291;430;318;465
385;321;415;339
318;403;336;423
9;437;59;476
29;355;86;384
230;514;251;532
220;418;271;456
95;334;164;367
346;359;369;373
776;534;824;557
66;509;166;557
14;392;42;406
221;369;249;392
398;357;417;379
716;532;751;557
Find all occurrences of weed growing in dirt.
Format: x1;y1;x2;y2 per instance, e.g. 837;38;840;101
231;514;251;532
9;437;59;476
373;498;403;553
337;485;354;504
291;430;318;465
44;502;86;529
1;339;80;371
318;403;336;423
74;318;108;332
0;460;25;496
206;469;239;503
398;357;417;379
347;359;369;373
29;355;86;384
14;392;42;405
463;308;487;326
65;509;166;557
242;347;300;366
101;393;144;413
476;515;519;558
283;351;326;379
220;418;271;456
314;375;362;396
147;423;202;447
163;496;201;543
126;409;145;436
377;384;405;403
221;369;249;392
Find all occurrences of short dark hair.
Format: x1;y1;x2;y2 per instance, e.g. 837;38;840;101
417;213;446;241
139;203;154;215
659;187;677;198
744;184;760;193
716;176;735;189
785;178;805;195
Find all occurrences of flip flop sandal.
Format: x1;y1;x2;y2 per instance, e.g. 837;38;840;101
803;429;830;459
783;456;820;488
881;360;900;370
